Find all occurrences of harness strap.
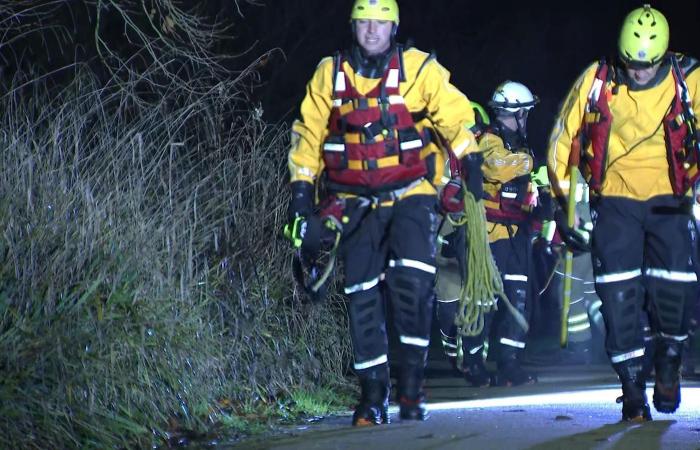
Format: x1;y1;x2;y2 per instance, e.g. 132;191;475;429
346;146;434;171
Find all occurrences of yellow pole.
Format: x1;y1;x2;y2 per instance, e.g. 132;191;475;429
560;167;578;348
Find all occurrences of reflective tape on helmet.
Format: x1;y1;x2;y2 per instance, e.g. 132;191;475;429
344;277;380;294
353;354;388;370
595;269;642;284
400;335;430;347
644;268;698;282
389;258;436;274
610;348;645;364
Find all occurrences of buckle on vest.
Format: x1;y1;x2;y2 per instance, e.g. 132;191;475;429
355;98;370;110
584;111;601;124
364;159;378;170
673;114;685;130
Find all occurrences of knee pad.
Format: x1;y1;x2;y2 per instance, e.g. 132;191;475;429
385;268;434;339
646;278;694;336
348;287;387;363
597;280;643;352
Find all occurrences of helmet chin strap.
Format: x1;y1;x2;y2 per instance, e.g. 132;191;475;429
514;111;530;150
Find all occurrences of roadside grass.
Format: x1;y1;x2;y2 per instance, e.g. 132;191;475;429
0;64;353;449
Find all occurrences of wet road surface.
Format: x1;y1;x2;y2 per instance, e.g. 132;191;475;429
226;363;700;450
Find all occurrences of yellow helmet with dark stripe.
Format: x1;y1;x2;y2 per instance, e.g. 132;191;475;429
350;0;399;24
618;5;669;67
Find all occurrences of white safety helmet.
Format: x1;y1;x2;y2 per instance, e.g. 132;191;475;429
489;81;539;113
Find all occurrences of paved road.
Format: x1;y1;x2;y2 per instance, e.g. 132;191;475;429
227;363;700;450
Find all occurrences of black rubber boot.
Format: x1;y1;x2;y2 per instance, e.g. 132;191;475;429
492;360;537;387
461;356;491;387
617;379;652;422
653;339;683;414
613;358;652;422
397;367;428;421
352;367;390;426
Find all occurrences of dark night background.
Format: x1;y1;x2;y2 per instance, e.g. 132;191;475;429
237;0;700;162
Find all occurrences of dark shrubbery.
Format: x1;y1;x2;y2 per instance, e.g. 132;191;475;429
0;1;352;448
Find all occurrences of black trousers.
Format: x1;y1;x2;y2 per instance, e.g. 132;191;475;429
590;195;699;370
461;226;532;364
339;194;439;380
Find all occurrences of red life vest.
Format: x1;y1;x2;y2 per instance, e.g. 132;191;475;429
578;56;697;195
322;48;435;195
483;177;533;224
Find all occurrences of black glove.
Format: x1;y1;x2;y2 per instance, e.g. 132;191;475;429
462;152;484;200
288;181;314;224
554;208;591;254
533;186;554;222
440;224;467;278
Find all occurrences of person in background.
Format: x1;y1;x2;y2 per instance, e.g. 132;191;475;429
437;82;545;387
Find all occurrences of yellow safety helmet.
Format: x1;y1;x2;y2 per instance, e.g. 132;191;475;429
618;4;669;67
350;0;400;24
471;101;491;126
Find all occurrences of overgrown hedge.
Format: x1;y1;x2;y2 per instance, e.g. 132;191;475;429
0;60;352;448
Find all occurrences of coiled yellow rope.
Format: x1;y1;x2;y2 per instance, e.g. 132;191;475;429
447;187;529;339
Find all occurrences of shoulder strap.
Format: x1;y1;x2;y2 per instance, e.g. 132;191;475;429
395;44;407;82
676;53;700;78
415;50;437;80
585;59;609;107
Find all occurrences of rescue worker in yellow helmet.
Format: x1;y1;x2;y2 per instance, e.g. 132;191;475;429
287;0;482;425
457;81;544;387
548;4;700;421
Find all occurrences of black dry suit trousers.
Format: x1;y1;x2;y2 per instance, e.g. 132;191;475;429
460;226;532;365
590;196;699;379
339;194;438;389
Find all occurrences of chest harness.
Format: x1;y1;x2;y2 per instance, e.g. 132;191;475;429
322;47;437;197
576;55;699;196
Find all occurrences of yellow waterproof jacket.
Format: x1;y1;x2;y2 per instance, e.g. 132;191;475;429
288;47;479;198
548;54;700;201
480;131;534;242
